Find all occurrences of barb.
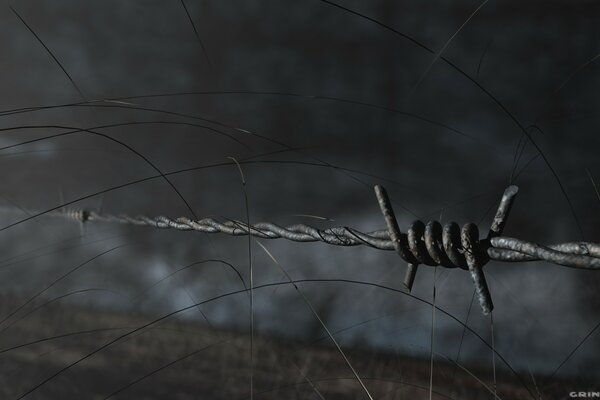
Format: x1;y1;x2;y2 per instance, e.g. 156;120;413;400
26;185;600;313
46;199;599;272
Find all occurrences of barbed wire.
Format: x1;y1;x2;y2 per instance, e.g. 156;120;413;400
55;197;600;271
36;185;600;314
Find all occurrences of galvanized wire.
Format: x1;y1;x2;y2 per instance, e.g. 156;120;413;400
7;184;594;315
54;208;600;271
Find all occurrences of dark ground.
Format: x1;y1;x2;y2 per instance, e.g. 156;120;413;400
0;295;592;400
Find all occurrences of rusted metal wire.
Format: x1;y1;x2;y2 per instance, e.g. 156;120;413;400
38;184;600;314
373;185;517;314
374;185;420;291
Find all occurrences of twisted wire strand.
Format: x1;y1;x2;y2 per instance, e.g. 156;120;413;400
53;209;600;270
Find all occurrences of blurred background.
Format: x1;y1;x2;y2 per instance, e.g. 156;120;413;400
0;0;598;398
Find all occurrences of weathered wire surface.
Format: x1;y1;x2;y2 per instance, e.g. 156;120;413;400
55;194;600;272
45;185;598;314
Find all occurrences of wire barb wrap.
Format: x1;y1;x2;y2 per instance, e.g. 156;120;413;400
51;208;600;271
32;184;597;316
374;184;499;314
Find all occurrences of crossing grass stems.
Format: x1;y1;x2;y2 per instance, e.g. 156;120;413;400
0;1;598;399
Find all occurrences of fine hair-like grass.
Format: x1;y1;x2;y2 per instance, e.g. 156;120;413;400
0;1;599;399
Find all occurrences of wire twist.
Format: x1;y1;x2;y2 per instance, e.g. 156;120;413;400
46;184;599;314
54;203;600;272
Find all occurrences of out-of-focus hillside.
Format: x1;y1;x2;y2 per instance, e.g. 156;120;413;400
0;296;589;399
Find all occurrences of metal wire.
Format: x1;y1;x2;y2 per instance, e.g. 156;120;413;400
24;184;598;315
54;205;600;271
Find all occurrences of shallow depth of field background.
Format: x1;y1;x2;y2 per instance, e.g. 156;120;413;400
0;1;598;398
